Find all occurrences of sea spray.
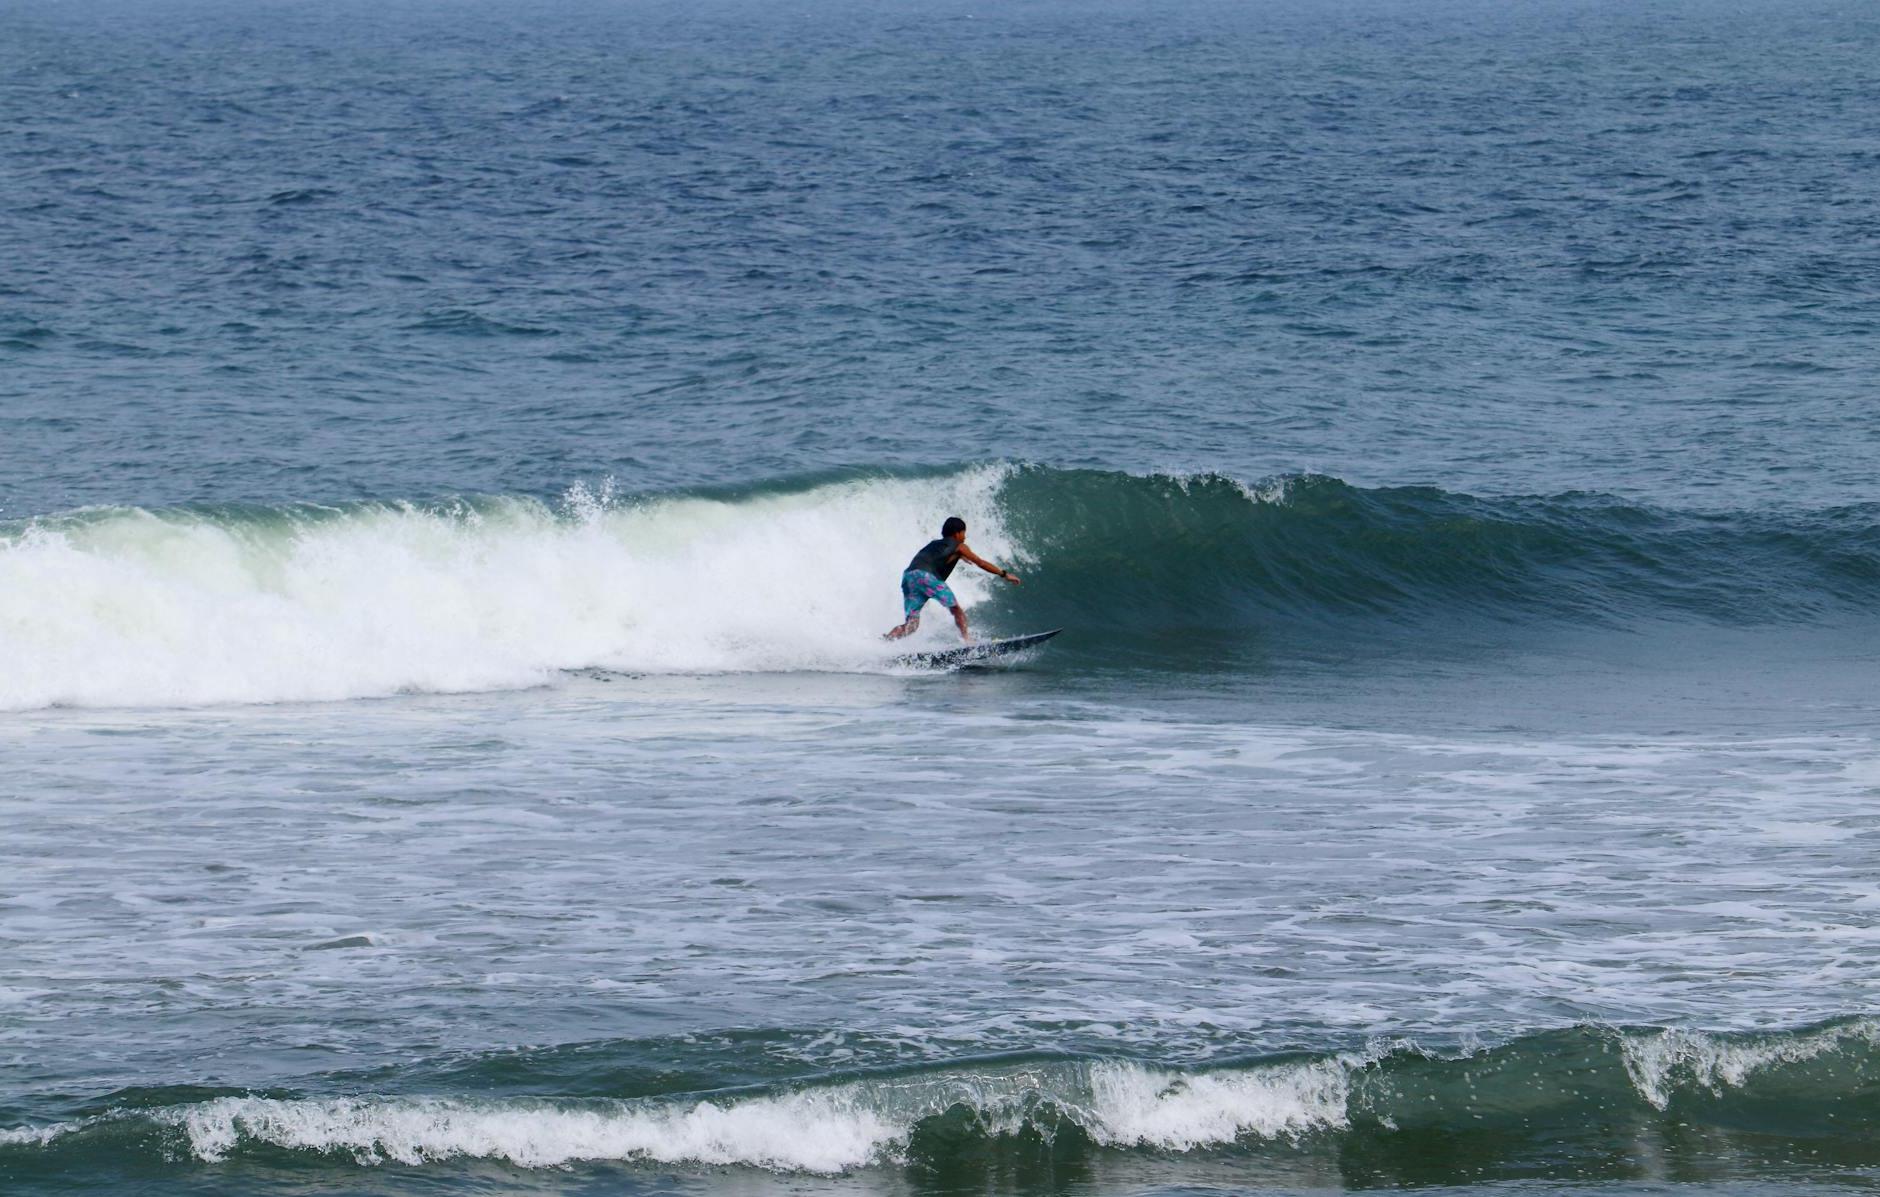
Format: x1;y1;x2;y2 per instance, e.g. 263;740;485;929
1618;1019;1880;1111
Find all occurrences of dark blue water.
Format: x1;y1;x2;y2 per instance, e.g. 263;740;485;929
7;0;1880;514
5;1;1880;1194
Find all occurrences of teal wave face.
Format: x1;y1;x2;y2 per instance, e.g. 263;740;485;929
8;1022;1880;1193
984;468;1880;642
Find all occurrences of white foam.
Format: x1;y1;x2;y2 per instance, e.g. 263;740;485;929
1081;1058;1351;1149
169;1091;900;1172
0;1120;83;1147
0;468;1016;711
1619;1020;1880;1109
1226;474;1302;506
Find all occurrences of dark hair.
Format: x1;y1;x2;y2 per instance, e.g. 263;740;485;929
941;516;966;538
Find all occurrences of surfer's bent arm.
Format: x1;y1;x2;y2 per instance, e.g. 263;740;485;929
960;545;1021;584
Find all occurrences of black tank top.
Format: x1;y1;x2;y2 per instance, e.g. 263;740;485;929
906;537;961;580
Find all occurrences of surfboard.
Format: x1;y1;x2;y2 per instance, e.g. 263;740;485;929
894;629;1062;669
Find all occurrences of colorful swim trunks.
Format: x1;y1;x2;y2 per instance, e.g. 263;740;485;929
901;569;958;617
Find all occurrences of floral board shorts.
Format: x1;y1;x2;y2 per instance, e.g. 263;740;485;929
900;569;958;618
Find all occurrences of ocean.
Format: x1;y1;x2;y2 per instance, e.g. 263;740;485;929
5;0;1880;1194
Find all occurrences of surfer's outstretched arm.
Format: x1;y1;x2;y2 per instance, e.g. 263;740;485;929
959;544;1022;584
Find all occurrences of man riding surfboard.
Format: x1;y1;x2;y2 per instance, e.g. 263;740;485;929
884;516;1021;643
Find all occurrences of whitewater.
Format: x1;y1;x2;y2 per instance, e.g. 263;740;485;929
0;469;1019;710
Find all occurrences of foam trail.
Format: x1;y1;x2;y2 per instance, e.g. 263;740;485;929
0;468;1015;711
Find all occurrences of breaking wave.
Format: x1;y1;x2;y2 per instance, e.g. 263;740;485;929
8;1021;1880;1185
3;464;1874;710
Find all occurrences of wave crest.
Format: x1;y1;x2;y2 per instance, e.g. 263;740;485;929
5;465;1874;710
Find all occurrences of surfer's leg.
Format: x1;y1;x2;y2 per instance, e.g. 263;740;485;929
929;577;969;642
887;571;931;639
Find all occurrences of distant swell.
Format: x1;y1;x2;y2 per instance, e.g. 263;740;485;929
2;464;1874;710
8;1022;1880;1183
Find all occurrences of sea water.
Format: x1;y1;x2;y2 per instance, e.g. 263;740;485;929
5;1;1880;1194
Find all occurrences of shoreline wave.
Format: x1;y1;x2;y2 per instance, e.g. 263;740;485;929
7;1021;1880;1179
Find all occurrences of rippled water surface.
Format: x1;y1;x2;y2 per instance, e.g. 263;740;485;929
5;0;1880;1193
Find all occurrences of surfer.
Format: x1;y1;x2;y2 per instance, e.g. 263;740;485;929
884;516;1021;643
